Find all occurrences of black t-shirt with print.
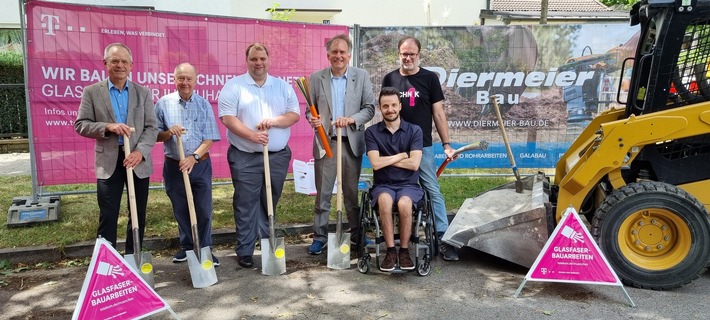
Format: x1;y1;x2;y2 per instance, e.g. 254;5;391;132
382;68;445;147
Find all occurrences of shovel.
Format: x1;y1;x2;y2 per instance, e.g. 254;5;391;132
435;141;489;178
327;127;350;269
122;129;154;287
260;142;286;275
176;133;217;288
492;99;523;193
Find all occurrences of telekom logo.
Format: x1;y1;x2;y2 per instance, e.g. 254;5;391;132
40;13;85;35
41;14;60;36
399;88;419;107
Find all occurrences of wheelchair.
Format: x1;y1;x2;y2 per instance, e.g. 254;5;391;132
356;185;437;276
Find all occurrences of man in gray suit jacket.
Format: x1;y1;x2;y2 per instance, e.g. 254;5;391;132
307;34;375;255
75;43;158;252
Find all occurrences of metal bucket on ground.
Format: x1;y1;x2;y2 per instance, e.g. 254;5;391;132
442;173;551;268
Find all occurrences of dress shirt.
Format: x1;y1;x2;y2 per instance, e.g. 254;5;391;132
218;73;300;152
108;80;128;145
156;91;221;159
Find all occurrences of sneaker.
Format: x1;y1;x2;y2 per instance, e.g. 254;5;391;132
211;254;220;267
351;237;374;246
172;250;187;263
308;240;326;255
398;249;415;270
440;242;460;261
380;251;396;272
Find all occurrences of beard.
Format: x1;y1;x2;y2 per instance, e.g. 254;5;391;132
383;113;399;122
397;60;419;70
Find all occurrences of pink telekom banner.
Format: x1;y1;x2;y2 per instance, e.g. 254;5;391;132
25;0;347;186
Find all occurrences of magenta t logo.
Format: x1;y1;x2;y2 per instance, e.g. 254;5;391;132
41;14;60;36
407;87;416;106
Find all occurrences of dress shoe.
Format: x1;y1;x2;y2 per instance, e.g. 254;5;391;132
238;255;254;268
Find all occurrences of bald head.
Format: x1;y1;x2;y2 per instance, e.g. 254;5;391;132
174;62;197;100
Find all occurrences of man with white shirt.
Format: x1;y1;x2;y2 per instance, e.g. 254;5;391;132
218;43;300;268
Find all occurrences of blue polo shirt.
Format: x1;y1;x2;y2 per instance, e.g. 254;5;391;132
364;119;423;186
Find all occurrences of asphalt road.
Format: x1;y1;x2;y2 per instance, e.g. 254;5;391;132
1;243;709;320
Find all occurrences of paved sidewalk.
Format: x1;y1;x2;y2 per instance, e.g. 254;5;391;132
2;243;709;320
0;152;30;176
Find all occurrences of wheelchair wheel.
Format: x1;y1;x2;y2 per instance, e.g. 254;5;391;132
357;255;370;274
424;207;438;257
356;191;369;256
417;254;432;276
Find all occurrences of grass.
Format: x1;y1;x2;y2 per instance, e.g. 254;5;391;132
0;171;514;249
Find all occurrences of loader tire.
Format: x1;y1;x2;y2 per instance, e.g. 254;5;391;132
591;181;710;290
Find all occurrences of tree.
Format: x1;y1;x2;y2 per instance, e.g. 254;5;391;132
267;2;294;21
600;0;637;11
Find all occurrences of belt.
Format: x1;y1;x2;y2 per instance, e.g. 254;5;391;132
230;145;288;154
331;136;349;142
165;153;209;163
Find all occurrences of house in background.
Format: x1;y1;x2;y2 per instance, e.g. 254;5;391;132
2;0;630;29
480;0;629;25
1;0;485;28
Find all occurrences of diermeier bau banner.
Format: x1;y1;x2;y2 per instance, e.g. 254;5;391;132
358;25;639;170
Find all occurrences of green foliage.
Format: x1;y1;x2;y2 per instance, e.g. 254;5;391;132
0;52;23;82
532;25;582;72
600;0;637;11
0;51;26;137
0;29;22;45
0;173;510;249
266;2;294;21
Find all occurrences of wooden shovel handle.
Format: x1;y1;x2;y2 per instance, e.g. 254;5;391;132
336;127;343;213
263;144;274;218
176;133;199;228
492;99;523;190
122;128;139;230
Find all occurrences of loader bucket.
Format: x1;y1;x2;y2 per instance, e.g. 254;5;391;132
442;173;551;268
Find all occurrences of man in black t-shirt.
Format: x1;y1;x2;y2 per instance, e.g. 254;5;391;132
381;36;459;261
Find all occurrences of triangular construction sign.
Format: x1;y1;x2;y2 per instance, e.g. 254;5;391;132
514;207;634;306
530;207;619;284
72;238;170;320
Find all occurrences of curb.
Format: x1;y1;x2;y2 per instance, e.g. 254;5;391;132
0;223;317;265
0;214;455;265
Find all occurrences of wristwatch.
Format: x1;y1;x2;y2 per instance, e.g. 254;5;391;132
192;153;200;163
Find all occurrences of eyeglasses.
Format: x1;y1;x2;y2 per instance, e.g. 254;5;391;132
398;52;418;58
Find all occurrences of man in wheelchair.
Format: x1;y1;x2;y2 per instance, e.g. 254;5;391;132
364;87;424;271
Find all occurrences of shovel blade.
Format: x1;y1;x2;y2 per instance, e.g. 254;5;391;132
124;252;154;288
261;237;286;275
186;248;218;288
327;232;351;269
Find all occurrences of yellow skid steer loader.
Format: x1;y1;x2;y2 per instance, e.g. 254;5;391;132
444;0;710;290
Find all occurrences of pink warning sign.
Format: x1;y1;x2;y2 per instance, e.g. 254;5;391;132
528;207;620;284
72;238;169;320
